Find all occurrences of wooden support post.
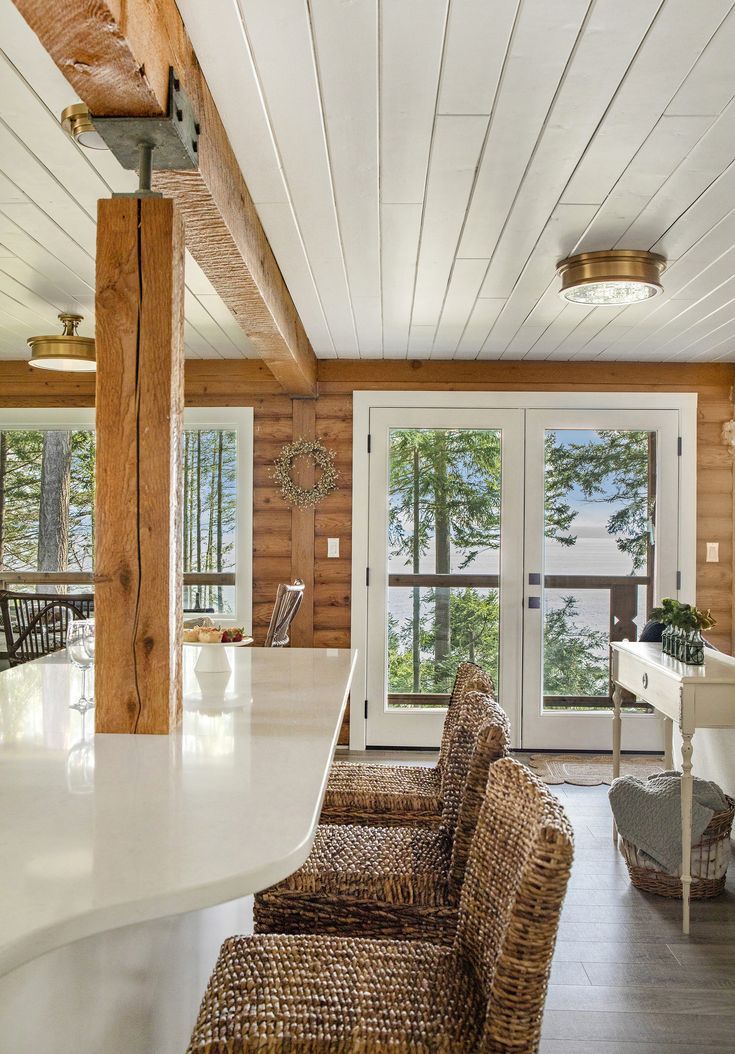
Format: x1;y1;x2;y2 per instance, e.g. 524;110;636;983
95;197;185;733
290;399;316;647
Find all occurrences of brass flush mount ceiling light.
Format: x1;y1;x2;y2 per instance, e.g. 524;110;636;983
28;313;96;372
556;250;666;306
60;103;107;150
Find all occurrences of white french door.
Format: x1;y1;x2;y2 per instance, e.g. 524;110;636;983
364;407;524;748
355;393;694;751
520;409;681;750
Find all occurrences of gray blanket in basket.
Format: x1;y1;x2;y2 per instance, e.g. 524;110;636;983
609;771;728;874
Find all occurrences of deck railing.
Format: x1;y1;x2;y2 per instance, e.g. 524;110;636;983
0;571;236;662
387;572;650;711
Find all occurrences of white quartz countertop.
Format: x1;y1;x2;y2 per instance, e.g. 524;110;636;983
0;646;355;976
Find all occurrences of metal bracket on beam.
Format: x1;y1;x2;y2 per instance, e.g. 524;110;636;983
93;70;199;177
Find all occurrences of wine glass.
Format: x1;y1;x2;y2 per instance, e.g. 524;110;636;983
82;619;95;664
66;619;94;712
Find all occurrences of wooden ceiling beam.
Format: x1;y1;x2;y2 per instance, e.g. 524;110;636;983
0;359;282;406
316;359;735;393
12;0;317;397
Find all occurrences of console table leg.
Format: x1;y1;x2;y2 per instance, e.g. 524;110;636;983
611;684;623;845
663;716;673;770
681;731;694;935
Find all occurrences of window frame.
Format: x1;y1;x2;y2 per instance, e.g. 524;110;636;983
0;406;253;628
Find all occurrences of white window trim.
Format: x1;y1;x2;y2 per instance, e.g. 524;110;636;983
0;406;253;628
350;390;697;751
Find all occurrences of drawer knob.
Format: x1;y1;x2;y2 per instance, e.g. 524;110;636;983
642;673;648;689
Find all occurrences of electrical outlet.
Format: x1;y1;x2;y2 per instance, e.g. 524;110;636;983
327;538;340;558
706;542;719;563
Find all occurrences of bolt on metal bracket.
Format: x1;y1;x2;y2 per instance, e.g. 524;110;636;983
92;69;199;187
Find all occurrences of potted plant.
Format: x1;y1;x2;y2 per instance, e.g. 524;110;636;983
649;598;716;665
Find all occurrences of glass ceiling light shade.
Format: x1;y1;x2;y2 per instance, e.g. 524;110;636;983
556;250;666;306
28;313;96;372
60;103;107;150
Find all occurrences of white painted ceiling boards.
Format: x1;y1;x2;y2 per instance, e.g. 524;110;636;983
177;0;735;362
3;0;735;362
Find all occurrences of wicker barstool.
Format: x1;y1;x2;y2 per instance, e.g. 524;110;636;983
320;660;495;827
253;690;509;942
187;757;574;1054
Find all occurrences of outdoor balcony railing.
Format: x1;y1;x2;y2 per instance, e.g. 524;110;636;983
387;572;650;712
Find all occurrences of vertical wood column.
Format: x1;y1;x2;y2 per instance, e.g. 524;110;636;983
290;398;316;646
95;197;185;733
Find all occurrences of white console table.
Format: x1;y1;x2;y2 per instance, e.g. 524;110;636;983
610;641;735;934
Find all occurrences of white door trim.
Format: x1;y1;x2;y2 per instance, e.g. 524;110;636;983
350;390;698;751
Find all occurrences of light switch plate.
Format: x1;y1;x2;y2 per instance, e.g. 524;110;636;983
327;538;340;558
706;542;719;563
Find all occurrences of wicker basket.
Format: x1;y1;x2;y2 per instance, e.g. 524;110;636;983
619;795;735;899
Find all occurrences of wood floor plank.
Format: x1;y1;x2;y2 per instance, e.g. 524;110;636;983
583;961;735;989
669;944;735;965
549;962;591;986
552;941;679;964
558;920;735;943
541;1010;735;1045
547;983;735;1013
540;1042;735;1054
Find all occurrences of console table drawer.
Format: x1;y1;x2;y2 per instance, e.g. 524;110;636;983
615;650;678;719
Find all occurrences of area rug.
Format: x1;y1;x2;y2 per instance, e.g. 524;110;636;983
527;753;663;787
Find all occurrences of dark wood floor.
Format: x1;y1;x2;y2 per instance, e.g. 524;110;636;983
541;779;735;1054
340;749;735;1053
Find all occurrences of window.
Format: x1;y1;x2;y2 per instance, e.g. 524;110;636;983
0;407;253;625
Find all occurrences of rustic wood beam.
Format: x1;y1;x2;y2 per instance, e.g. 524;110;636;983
316;359;735;392
0;359;281;407
95;197;184;734
12;0;317;397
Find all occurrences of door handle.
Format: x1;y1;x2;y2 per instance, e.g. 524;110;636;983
528;597;541;609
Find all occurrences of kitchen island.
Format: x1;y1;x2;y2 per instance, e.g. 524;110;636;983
0;645;355;1053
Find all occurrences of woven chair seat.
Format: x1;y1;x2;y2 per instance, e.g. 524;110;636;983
272;822;450;902
255;692;509;942
320;761;442;826
320;661;495;829
186;933;483;1054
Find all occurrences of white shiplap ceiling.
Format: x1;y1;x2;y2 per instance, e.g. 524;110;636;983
175;0;735;362
0;0;257;362
2;0;735;364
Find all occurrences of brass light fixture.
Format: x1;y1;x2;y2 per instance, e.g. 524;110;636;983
60;103;107;150
28;313;96;372
556;250;666;306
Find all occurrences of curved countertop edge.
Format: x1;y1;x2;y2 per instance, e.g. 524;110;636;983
0;650;355;978
0;834;317;979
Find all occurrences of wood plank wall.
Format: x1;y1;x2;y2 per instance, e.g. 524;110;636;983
2;358;733;744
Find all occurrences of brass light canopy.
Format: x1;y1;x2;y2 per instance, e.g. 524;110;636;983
60;103;107;150
556;250;666;306
28;313;96;372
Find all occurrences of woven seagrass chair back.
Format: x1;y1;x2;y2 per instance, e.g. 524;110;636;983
437;661;495;772
0;590;94;667
440;688;506;839
455;757;574;1053
264;579;305;647
447;696;510;897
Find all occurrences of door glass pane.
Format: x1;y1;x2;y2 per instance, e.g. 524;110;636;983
542;429;654;711
386;427;501;707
